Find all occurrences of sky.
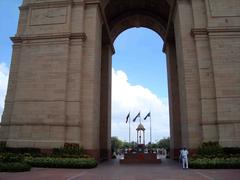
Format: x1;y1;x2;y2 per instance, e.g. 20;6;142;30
0;0;170;144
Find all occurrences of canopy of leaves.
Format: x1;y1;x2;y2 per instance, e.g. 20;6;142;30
111;137;123;152
157;137;170;150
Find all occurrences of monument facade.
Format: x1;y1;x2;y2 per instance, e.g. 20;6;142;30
0;0;240;160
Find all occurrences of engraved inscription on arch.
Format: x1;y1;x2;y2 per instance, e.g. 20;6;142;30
30;7;67;26
208;0;240;17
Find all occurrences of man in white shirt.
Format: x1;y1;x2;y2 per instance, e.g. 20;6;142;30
180;147;189;169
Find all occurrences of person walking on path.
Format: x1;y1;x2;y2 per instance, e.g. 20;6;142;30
180;147;189;169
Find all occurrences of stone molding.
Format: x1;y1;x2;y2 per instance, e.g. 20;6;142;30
0;122;81;127
6;139;66;144
191;27;240;37
11;33;87;43
201;120;240;125
191;28;208;37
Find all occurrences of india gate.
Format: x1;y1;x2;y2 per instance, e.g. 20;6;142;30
0;0;240;160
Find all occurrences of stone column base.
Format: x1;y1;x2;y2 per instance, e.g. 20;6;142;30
84;149;100;160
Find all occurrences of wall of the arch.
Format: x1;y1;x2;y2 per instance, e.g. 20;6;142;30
165;40;182;158
99;44;112;160
206;0;240;146
0;0;107;159
168;0;240;151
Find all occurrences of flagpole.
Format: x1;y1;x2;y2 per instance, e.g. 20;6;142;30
150;111;152;144
139;111;141;124
129;115;131;143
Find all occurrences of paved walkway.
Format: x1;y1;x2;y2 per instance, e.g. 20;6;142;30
0;158;240;180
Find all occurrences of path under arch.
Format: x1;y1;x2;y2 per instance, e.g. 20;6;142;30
1;159;240;180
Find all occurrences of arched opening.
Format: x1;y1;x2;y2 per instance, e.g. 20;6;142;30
99;0;182;160
111;27;170;153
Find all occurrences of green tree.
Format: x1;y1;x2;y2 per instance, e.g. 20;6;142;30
122;141;137;149
146;142;158;149
157;137;170;150
111;137;123;152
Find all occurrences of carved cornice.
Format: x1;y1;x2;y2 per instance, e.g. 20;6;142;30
201;121;217;126
0;122;81;127
11;33;87;43
218;120;240;125
191;28;208;37
208;27;240;38
69;33;87;40
84;0;101;5
191;27;240;37
201;120;240;126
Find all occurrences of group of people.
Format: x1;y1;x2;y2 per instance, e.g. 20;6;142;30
179;147;189;169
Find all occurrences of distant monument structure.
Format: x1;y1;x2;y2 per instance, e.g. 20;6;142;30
0;0;240;160
136;123;145;145
120;122;161;164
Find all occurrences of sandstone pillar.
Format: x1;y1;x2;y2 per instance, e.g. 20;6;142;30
174;0;202;150
191;0;218;142
165;40;182;159
81;2;103;159
100;44;112;160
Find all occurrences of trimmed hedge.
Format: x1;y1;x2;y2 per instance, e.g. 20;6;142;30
189;142;240;169
0;152;25;163
0;162;31;172
0;144;97;171
189;157;240;169
197;141;223;156
52;145;89;158
5;147;42;157
0;142;6;152
223;147;240;155
25;157;97;169
0;152;32;172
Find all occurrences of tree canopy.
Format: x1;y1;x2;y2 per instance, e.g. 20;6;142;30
111;136;170;151
157;137;170;150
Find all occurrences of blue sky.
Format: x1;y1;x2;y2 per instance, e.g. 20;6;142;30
113;28;168;98
0;0;22;66
0;0;169;142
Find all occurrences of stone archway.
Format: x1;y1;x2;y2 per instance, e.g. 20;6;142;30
100;0;183;160
0;0;239;160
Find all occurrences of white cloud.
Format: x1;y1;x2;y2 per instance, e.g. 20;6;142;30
111;68;169;143
0;62;9;119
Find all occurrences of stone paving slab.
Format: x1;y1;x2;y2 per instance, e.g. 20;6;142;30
0;159;240;180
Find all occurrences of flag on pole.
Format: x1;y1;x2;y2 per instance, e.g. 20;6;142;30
133;112;140;122
144;112;151;120
126;112;130;123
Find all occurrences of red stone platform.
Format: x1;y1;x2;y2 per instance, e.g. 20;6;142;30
120;152;161;164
